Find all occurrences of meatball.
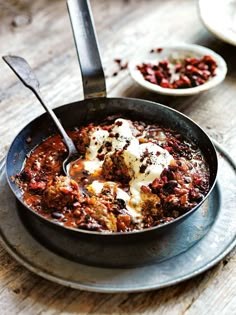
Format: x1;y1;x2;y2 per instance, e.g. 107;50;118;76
42;176;80;211
74;182;133;232
74;126;92;154
102;152;131;184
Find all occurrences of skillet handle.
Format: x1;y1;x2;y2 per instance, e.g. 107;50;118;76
67;0;106;99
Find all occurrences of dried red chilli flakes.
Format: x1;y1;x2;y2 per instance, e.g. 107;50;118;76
112;58;128;76
136;55;217;89
150;47;163;53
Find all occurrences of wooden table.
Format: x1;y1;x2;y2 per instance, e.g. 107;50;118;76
0;0;235;313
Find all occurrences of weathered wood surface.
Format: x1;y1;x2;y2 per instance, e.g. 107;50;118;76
0;0;235;314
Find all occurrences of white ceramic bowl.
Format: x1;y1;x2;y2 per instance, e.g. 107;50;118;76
128;43;227;96
199;0;236;46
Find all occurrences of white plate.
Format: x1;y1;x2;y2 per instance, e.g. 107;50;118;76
199;0;236;46
128;44;227;96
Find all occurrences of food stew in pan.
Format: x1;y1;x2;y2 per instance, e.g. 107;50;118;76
15;115;210;233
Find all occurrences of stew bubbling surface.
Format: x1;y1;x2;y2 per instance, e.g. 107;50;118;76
16;117;210;232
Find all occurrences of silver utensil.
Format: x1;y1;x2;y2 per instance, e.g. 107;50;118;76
2;55;79;175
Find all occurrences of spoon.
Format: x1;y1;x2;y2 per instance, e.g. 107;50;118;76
128;43;227;96
2;55;78;175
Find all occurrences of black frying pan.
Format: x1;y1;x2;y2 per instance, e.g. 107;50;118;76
5;0;218;267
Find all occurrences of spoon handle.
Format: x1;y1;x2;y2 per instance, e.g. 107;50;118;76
2;55;77;156
67;0;106;99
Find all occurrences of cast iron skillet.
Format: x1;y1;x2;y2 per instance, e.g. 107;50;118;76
5;0;218;267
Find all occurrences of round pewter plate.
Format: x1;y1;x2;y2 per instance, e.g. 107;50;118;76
0;149;235;293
